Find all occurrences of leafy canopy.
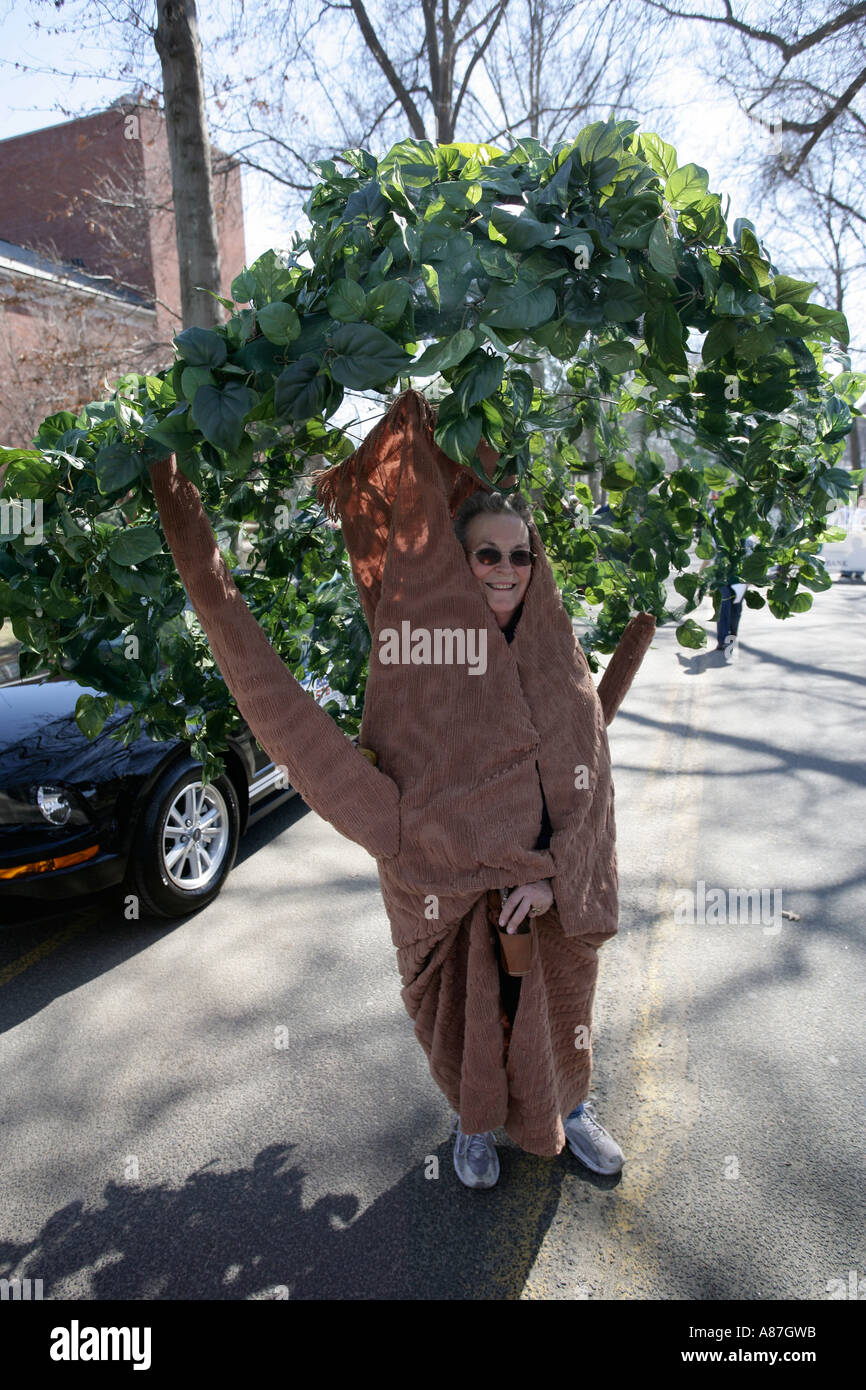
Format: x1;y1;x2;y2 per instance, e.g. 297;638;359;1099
1;121;862;781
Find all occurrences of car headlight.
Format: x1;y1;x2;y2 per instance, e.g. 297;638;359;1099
0;784;92;828
36;785;74;826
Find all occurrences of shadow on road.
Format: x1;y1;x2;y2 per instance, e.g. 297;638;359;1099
0;1137;618;1301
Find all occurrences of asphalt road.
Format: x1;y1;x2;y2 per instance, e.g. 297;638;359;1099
1;583;864;1301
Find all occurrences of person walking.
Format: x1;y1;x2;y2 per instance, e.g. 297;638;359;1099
699;523;756;657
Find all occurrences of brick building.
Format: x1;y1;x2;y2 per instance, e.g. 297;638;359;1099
0;98;245;446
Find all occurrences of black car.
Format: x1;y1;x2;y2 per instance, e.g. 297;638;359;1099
0;670;348;923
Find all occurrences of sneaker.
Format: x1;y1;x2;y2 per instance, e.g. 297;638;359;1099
452;1115;500;1189
564;1101;624;1175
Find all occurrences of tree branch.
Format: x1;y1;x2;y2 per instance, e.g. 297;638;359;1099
452;0;511;131
348;0;428;138
637;0;866;62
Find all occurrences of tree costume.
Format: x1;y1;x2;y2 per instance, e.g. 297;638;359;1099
149;389;654;1156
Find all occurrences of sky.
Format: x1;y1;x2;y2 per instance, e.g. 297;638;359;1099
1;0;863;374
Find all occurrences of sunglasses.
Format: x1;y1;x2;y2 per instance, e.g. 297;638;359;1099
467;546;535;568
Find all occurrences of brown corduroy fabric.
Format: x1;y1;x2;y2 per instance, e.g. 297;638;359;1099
148;389;654;1156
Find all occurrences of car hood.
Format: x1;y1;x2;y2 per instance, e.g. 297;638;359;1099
0;679;135;787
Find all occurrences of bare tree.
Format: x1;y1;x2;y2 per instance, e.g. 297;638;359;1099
483;0;666;145
212;0;669;214
637;2;866;204
632;0;866;472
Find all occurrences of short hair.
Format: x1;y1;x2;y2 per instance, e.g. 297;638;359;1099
453;488;533;549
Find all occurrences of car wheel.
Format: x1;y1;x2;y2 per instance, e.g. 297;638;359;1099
124;758;241;919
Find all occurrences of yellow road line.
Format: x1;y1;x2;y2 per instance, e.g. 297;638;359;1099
0;907;103;989
608;664;706;1297
522;647;693;1299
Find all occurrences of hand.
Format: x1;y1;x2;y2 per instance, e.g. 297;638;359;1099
499;879;554;932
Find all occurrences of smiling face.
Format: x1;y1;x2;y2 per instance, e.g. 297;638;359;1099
463;510;533;628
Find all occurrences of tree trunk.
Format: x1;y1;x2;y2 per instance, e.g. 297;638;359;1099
154;0;223;330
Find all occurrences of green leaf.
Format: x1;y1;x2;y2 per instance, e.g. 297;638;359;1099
144;407;196;454
611;193;660;248
380;165;413;215
328;323;411;390
453;351;505;414
594;340;637;374
94;442;147;495
489;204;552;252
34;412;78;446
799;302;849;347
637;134;678;180
326;278;366;322
701;319;739;364
367;247;394;288
231;269;257;302
180;366;216;401
190;382;253;453
600;458;637;490
0;450;58;500
676;618;708;649
482;278;557;330
477;243;518;281
174;326;228;369
434;397;483;467
365;280;411;329
274;358;331;422
410;329;480;376
531;318;587;359
631;548;655;573
673;573;700;603
108;526;163;566
715;282;764;317
75;693;110;740
248;249;297;306
107;556;163;599
816;465;858;499
257;301;302;345
601;280;646;322
391;212;422;262
771;275;818;306
820;396;852;443
648;219;677;276
664;163;710;209
644;301;687;370
420;263;440;308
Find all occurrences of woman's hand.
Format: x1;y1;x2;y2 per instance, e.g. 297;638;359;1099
499;879;554;932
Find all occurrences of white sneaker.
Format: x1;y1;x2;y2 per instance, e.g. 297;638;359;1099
564;1102;624;1175
452;1114;500;1189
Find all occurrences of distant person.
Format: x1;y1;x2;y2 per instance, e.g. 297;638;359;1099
699;533;756;656
851;497;866;581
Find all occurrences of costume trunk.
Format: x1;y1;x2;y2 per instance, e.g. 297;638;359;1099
149;390;654;1156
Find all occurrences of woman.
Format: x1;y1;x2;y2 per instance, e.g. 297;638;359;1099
148;390;643;1193
449;485;622;1187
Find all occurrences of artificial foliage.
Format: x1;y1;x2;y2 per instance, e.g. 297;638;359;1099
0;120;861;781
